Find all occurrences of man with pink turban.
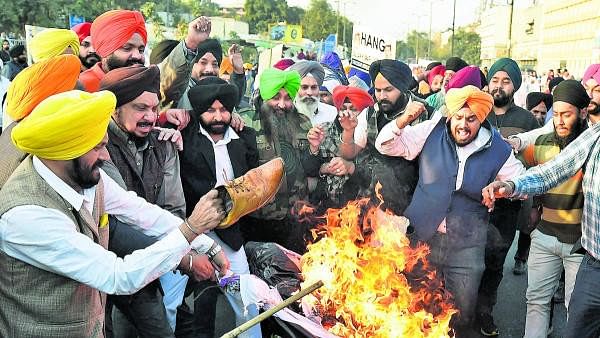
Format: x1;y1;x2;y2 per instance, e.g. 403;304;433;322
376;85;525;336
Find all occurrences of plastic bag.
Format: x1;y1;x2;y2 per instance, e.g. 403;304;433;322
245;241;303;299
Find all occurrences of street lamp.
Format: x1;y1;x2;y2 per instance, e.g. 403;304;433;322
451;0;456;55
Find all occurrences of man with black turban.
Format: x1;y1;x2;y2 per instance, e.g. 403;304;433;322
337;59;433;215
444;56;469;87
100;65;205;337
476;57;540;336
177;76;262;337
526;92;553;124
487;80;588;338
1;44;27;81
288;60;338;125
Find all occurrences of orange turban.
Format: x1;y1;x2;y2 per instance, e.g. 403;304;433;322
332;85;374;112
219;57;233;76
6;54;81;122
445;85;493;123
91;10;147;58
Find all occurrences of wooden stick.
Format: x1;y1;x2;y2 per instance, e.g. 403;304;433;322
219;280;324;338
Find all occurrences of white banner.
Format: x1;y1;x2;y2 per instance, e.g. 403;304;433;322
350;27;396;72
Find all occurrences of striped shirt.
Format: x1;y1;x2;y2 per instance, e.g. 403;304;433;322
512;123;600;259
522;132;583;243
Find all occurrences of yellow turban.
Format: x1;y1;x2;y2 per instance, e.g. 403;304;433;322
29;28;80;63
6;54;81;122
11;90;116;160
445;85;493;123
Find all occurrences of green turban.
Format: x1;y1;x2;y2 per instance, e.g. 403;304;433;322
487;57;522;91
259;68;301;101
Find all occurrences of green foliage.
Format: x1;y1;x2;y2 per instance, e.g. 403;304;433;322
395;27;481;65
302;0;336;41
192;0;221;17
286;6;305;25
452;28;481;65
243;0;287;34
301;0;352;46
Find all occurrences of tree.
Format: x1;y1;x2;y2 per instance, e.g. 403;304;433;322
302;0;335;41
396;30;431;62
243;0;288;34
286;6;305;25
192;0;221;18
452;28;481;65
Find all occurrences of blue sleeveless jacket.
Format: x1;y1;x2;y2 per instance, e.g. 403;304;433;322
405;118;511;248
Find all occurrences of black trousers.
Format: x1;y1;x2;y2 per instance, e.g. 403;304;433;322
476;199;522;316
105;216;175;338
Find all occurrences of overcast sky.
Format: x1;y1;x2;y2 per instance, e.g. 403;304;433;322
214;0;484;40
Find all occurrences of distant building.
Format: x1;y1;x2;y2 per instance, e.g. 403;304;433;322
478;0;600;78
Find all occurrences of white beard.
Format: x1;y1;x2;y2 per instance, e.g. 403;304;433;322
294;94;319;118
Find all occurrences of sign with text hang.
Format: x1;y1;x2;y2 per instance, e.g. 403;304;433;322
350;27;396;72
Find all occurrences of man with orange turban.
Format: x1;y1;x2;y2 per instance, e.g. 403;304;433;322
375;85;525;336
306;85;375;209
0;89;228;338
1;54;81;187
72;22;100;71
79;10;148;92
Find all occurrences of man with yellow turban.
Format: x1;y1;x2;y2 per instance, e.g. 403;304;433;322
239;67;321;253
375;85;525;337
28;28;79;63
0;89;229;338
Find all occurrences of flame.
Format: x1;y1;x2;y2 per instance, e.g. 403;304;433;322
300;184;457;337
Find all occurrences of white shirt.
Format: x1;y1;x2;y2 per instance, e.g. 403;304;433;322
198;124;238;187
375;114;526;232
0;156;214;295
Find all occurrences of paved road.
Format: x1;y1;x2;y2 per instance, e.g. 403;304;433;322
490;231;567;338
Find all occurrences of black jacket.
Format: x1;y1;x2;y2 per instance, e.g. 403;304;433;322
179;120;259;250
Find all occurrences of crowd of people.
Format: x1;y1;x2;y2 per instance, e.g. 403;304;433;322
0;7;600;338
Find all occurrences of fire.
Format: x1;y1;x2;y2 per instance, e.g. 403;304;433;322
300;186;457;337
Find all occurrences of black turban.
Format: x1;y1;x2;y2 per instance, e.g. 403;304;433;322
548;77;564;93
195;39;223;66
426;61;442;71
552;80;590;110
369;59;413;92
150;39;179;65
100;64;160;107
445;56;468;72
9;44;25;58
188;76;238;117
526;92;553;111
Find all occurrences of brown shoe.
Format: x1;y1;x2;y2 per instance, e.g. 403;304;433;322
217;158;284;229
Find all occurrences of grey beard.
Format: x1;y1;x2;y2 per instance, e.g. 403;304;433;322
294;95;319;118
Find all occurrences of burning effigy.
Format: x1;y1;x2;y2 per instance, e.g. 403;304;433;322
299;188;457;337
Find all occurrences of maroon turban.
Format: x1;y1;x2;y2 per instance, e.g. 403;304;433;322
100;65;160;107
332;85;374;112
446;66;482;91
273;58;295;70
91;10;147;58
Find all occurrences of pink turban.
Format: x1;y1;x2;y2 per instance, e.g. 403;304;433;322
582;64;600;85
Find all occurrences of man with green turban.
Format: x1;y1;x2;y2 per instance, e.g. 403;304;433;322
476;57;540;336
240;67;321;253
